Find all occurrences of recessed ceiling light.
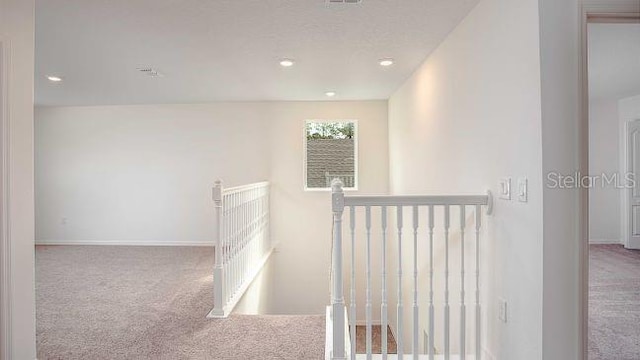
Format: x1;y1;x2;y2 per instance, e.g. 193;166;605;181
47;75;63;82
279;59;295;67
325;91;336;97
379;59;394;67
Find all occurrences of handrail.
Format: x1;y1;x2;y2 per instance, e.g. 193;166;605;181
208;179;271;319
328;179;492;360
222;181;270;195
344;193;492;212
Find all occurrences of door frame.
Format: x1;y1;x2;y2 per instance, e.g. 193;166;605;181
0;39;11;360
579;1;640;359
623;119;640;249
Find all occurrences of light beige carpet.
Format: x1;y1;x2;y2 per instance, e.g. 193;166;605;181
36;245;325;360
589;244;640;360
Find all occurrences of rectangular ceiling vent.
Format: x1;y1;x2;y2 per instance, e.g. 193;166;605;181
327;0;362;4
136;67;164;78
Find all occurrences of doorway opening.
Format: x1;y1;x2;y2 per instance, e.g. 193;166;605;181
583;9;640;360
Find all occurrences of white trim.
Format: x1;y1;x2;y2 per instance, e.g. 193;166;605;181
0;39;12;360
207;247;274;318
589;238;622;244
35;239;214;247
620;115;640;249
222;181;270;195
344;194;491;207
303;119;359;192
352;356;485;360
354;319;382;326
325;306;351;360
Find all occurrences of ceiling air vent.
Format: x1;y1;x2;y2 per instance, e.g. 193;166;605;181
136;67;164;78
327;0;362;4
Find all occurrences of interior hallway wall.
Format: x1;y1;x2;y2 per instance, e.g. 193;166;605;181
588;98;621;244
387;0;544;357
35;104;271;245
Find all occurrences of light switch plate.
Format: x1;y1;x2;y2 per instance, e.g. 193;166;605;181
499;178;511;200
498;298;508;323
517;178;528;202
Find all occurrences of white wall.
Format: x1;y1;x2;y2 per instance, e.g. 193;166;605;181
388;0;544;357
246;101;389;316
35;104;270;245
589;99;621;243
619;95;640;122
35;101;389;317
539;0;581;358
0;0;37;358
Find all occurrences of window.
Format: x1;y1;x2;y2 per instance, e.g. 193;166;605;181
304;120;358;190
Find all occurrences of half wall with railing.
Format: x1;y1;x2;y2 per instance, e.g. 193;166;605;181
326;179;492;360
208;180;272;318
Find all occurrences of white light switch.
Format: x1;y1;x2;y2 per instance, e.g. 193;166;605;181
499;178;511;200
517;178;528;202
498;298;508;323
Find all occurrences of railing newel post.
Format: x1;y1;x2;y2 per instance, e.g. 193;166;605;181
331;179;346;360
212;179;225;317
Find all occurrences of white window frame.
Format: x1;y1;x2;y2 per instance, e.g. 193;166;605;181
303;119;359;192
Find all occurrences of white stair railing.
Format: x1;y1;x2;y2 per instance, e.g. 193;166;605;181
208;180;271;318
328;179;492;360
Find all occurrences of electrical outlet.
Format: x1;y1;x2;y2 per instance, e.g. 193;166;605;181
61;217;68;225
498;298;508;323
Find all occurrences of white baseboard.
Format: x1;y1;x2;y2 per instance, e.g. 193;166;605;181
35;239;214;247
589;238;621;245
355;319;382;326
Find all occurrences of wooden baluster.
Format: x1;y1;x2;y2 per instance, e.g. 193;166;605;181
246;190;250;273
233;193;238;294
397;206;404;359
252;190;256;270
331;180;346;360
235;192;240;294
349;206;356;360
241;191;245;285
230;193;235;296
211;180;225;317
475;205;482;360
225;194;231;304
255;188;259;260
460;205;466;360
412;206;419;359
225;193;230;301
263;187;268;254
245;190;249;281
247;190;252;273
381;206;388;360
444;205;450;360
428;205;435;360
366;206;373;360
241;191;245;284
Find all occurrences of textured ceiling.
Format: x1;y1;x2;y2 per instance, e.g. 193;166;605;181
588;23;640;101
35;0;480;106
